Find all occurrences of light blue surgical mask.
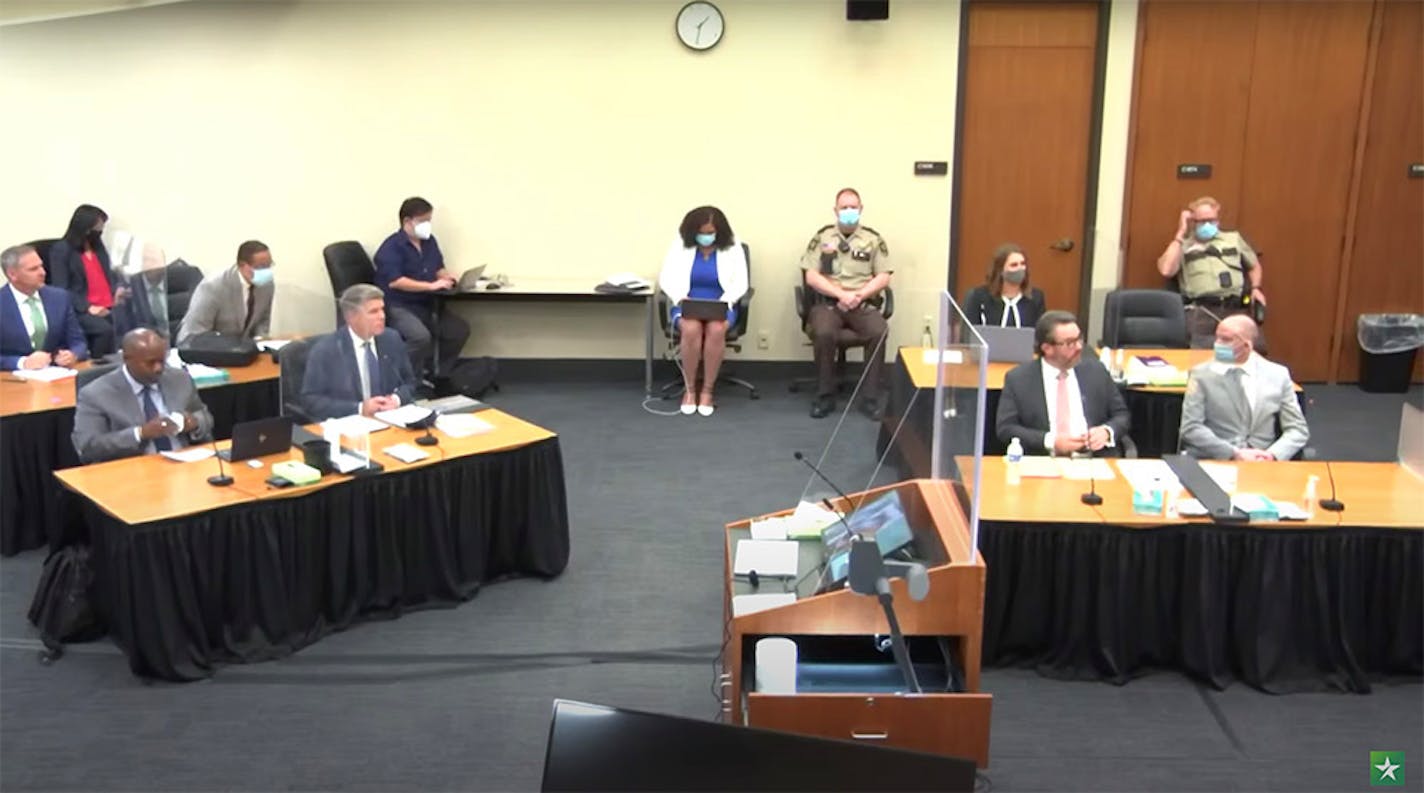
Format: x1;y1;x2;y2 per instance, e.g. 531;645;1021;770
1194;221;1219;241
249;267;274;287
694;232;716;247
837;208;861;227
1213;342;1236;363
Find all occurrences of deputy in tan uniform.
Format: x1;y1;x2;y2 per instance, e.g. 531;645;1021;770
799;187;892;419
1156;196;1266;348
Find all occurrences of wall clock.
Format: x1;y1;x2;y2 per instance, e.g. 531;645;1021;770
676;2;724;51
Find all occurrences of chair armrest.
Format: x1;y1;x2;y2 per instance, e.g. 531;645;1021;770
656;293;672;337
1121;434;1138;459
880;287;895;320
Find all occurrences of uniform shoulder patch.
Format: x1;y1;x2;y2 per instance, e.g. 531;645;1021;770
807;224;834;251
878;239;889;256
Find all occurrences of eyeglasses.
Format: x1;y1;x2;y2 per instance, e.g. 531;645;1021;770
1050;336;1084;347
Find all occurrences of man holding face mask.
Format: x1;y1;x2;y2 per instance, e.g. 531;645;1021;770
1156;196;1265;348
374;196;470;381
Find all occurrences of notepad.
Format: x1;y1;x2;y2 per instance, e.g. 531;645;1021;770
732;593;798;617
374;404;434;428
733;540;800;578
10;366;77;382
434;413;494;438
383;443;430;463
159;447;215;463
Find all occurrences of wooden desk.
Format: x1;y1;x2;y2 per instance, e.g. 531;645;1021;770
0;356;281;417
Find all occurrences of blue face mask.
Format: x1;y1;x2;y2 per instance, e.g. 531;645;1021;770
694;232;716;247
1194;221;1219;241
1213;342;1236;363
837;208;861;227
249;267;274;287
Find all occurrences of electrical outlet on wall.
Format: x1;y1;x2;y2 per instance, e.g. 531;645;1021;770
757;330;770;350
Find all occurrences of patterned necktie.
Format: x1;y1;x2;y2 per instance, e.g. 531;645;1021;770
25;295;47;351
364;341;380;399
1055;369;1071;438
140;386;173;452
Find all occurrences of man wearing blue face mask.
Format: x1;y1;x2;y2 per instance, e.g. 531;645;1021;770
177;240;275;344
1178;315;1307;461
1156;196;1265;349
799;187;893;420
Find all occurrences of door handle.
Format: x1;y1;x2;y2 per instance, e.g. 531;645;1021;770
851;730;890;740
1049;238;1075;252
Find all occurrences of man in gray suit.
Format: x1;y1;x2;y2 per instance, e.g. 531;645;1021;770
176;240;274;344
1179;315;1308;461
73;328;215;464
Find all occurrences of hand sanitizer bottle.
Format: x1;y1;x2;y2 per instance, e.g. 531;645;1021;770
1303;475;1318;519
1006;437;1024;485
921;321;934;350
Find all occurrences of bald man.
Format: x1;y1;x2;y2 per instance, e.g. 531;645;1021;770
1178;315;1308;461
72;328;214;464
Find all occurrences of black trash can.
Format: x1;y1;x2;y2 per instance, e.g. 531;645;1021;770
1357;313;1424;393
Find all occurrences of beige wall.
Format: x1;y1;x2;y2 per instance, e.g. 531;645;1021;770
0;0;964;360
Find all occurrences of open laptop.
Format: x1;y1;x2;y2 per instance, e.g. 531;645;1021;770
217;416;294;462
454;264;488;292
975;325;1036;363
680;298;727;321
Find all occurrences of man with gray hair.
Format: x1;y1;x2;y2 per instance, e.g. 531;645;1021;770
300;284;416;420
0;244;88;371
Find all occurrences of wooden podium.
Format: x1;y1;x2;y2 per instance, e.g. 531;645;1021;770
721;479;992;768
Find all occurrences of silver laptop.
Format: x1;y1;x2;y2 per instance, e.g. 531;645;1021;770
454;264;488;292
975;325;1037;363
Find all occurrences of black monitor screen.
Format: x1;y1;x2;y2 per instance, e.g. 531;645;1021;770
541;699;974;792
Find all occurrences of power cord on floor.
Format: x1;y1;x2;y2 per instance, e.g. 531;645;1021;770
642;357;689;416
974;770;993;792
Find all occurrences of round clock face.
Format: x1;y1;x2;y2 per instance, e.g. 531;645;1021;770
676;1;724;51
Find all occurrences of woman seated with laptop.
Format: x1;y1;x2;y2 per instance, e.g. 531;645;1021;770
963;242;1046;328
658;205;748;417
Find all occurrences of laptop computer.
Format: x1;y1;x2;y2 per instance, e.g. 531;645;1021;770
975;325;1037;363
454;264;488;292
680;298;727;321
217;416;294;462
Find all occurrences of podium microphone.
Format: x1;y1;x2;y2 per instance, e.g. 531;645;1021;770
207;437;233;487
412;412;439;447
1319;460;1345;512
794;451;853;505
1081;461;1102;506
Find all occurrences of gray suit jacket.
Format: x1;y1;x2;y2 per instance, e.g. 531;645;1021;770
1179;355;1309;461
72;366;215;464
177;265;273;344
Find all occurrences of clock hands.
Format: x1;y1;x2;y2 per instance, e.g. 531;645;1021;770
694;16;708;44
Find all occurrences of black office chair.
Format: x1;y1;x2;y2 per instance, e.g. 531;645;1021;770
1100;289;1188;348
74;363;120;398
278;337;316;423
26;239;58;285
656;242;759;401
164;259;204;339
788;279;895;394
323;242;377;327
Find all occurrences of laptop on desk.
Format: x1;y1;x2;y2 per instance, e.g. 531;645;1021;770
454;264;488;292
217;416;293;462
975;325;1036;363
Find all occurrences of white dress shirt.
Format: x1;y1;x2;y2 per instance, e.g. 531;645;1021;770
348;328;401;415
5;284;41;347
122;365;184;452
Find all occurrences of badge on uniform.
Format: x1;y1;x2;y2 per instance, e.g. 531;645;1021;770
1219;271;1233;288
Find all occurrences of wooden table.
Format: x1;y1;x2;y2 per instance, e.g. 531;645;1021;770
966;456;1422;693
51;408;570;680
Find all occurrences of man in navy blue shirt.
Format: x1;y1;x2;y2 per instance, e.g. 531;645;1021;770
372;196;471;379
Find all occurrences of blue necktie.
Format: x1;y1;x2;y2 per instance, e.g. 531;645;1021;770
140;386;173;452
364;341;380;398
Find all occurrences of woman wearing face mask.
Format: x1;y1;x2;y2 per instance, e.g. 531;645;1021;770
658;205;748;417
962;243;1046;328
49;204;121;356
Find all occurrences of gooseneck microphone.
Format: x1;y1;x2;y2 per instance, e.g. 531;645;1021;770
794;451;854;506
1319;461;1345;512
1080;469;1103;506
413;412;439;447
207;436;233;487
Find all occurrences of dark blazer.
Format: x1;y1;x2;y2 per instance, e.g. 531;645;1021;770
996;357;1131;456
0;284;89;370
963;285;1046;329
300;328;417;420
48;238;114;313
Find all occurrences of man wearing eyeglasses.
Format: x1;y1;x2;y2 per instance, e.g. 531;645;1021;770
1156;196;1264;348
996;310;1130;457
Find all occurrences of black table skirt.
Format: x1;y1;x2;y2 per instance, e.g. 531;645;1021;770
0;378;278;557
82;437;569;681
980;520;1423;693
1124;390;1186;459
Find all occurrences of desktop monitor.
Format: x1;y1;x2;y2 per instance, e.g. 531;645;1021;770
819;490;916;592
541;699;974;792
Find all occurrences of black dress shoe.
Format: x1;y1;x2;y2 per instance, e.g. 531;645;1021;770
809;396;835;419
861;396;885;421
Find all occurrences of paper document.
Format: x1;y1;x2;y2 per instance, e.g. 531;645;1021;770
920;349;964;365
323;414;389;436
783;501;841;538
374;404;434;428
1115;459;1181;493
11;367;77;383
749;518;789;541
1018;456;1062;478
332;452;373;474
159;447;215;463
732;593;798;617
383;443;430;463
434;413;494;438
1175;497;1209;517
1199;462;1239;493
1274;501;1309;521
733;540;800;577
1056;457;1115;481
255;339;292;352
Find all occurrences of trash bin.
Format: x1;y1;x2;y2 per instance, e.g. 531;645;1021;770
1357;313;1424;393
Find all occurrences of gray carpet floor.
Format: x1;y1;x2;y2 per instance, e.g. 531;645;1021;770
1;371;1420;792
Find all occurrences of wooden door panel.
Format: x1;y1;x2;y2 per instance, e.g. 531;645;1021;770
1238;1;1373;381
1123;1;1259;289
955;2;1099;319
1335;0;1424;383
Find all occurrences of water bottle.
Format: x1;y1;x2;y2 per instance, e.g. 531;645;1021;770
1303;475;1318;519
921;321;934;350
1006;438;1024;485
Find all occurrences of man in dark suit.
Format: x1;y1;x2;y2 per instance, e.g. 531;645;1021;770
996;310;1131;457
301;284;417;421
72;328;214;464
0;244;88;371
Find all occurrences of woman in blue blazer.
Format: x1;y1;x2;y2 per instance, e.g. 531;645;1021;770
48;204;121;356
658;206;748;417
962;243;1047;329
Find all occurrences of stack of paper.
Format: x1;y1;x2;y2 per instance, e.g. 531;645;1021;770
732;540;800;577
10;367;77;383
731;593;797;617
323;414;388;436
434;413;494;438
184;363;230;386
1019;456;1063;478
383;443;431;463
159;447;215;463
373;404;434;428
1123;357;1185;387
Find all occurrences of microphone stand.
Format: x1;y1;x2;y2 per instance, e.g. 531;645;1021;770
848;541;925;694
1080;458;1102;505
794;451;853;505
413;413;439;447
1319;460;1345;512
207;437;233;487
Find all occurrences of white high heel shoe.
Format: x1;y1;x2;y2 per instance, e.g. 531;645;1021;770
680;402;696;415
697;404;714;417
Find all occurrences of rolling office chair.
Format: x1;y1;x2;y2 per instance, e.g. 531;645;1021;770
788;277;895;394
26;239;58;285
1100;289;1188;348
164;259;204;339
322;241;377;327
656;242;758;400
277;336;316;423
74;363;120;394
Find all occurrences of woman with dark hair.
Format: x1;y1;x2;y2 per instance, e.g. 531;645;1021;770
657;205;748;417
49;204;120;355
962;242;1046;328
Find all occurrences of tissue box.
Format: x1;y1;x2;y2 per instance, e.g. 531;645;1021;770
1132;488;1164;515
1231;493;1279;521
271;460;322;486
